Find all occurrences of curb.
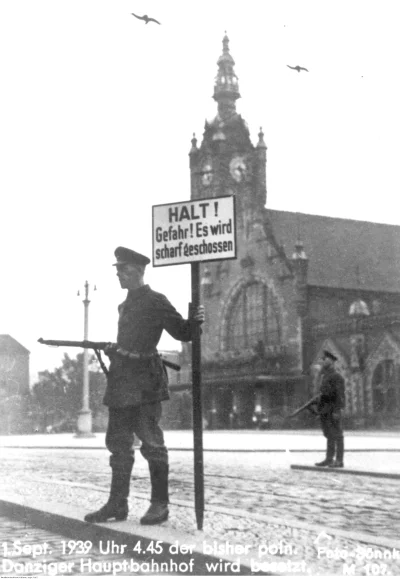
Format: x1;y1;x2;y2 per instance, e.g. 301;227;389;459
2;493;400;576
291;464;400;479
19;474;400;541
0;495;260;576
49;480;400;550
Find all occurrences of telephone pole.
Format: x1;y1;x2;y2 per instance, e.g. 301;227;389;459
75;281;95;437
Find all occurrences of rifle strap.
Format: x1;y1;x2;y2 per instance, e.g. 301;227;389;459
94;349;109;377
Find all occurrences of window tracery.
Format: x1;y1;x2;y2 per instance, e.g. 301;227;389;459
225;281;281;351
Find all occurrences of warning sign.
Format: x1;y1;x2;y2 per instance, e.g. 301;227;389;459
152;196;236;267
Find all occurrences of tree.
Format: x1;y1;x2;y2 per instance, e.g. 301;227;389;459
0;371;31;434
31;353;107;431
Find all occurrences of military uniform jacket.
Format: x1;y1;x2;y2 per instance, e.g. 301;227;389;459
317;366;345;416
103;285;195;408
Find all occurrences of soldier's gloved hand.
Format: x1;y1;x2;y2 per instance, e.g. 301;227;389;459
190;305;205;324
104;342;117;358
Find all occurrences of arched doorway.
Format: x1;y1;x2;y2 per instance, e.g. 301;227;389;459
372;360;398;415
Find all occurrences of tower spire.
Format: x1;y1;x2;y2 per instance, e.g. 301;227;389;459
213;33;240;120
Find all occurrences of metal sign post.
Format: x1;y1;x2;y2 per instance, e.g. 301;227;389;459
190;261;204;530
152;195;236;531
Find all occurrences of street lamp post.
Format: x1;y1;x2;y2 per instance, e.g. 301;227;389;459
75;280;95;438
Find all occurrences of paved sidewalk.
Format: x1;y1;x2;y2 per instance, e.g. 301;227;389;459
2;429;400;476
0;515;145;577
2;428;400;451
0;499;234;576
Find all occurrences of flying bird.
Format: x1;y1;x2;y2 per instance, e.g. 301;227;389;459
287;65;309;73
131;12;161;25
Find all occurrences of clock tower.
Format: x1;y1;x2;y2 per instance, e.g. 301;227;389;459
185;34;303;430
189;33;267;234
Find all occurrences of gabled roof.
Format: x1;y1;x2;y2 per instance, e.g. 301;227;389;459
0;335;30;355
267;209;400;293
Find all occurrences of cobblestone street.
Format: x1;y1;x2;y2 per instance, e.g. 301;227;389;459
1;432;400;576
1;447;400;540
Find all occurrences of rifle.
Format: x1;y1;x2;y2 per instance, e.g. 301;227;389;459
37;338;181;375
286;394;320;419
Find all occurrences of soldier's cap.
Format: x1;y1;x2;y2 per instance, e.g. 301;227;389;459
113;247;150;267
323;350;337;362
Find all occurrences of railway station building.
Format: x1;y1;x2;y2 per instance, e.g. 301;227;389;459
170;35;400;430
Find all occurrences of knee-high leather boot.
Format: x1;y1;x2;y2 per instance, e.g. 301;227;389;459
332;437;344;467
140;462;169;525
84;457;134;523
315;438;335;467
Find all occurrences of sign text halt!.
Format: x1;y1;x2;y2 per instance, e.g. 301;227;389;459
152;196;236;267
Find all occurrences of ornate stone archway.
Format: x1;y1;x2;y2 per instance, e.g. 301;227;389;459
364;333;400;416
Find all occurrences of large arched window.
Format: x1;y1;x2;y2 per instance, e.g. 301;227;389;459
372;360;398;414
226;281;281;351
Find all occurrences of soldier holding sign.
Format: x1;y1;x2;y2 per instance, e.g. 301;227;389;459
84;246;205;525
152;195;236;529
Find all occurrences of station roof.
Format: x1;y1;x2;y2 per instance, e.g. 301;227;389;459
268;209;400;293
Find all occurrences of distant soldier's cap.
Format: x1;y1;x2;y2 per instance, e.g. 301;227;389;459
113;246;151;267
323;350;338;361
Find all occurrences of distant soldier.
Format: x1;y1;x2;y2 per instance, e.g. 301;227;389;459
314;350;345;468
84;247;205;525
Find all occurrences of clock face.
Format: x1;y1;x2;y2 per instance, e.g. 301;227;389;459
201;164;213;186
229;156;247;182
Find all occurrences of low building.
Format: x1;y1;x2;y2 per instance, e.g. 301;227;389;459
0;334;30;433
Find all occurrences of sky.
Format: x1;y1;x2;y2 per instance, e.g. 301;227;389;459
1;0;400;382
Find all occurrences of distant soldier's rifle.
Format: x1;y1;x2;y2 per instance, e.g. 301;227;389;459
286;394;320;419
38;338;181;375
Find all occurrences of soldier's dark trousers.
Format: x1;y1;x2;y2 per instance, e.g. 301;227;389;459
106;402;169;505
320;413;344;463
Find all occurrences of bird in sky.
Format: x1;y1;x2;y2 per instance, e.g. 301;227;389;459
287;65;309;73
131;13;161;25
